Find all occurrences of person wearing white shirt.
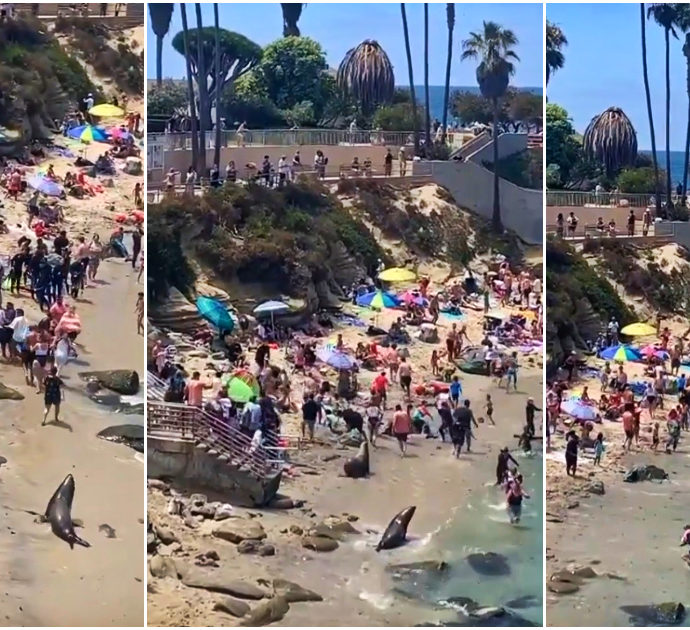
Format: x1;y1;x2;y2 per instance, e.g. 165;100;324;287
278;156;289;187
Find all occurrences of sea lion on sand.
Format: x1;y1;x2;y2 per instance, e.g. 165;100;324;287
45;474;90;549
376;505;416;551
344;441;369;478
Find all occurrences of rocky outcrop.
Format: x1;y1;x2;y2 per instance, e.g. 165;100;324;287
620;603;686;625
80;370;139;395
0;383;24;400
149;287;205;333
212;519;267;544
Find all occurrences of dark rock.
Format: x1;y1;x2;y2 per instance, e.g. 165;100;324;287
273;578;323;603
79;369;140;395
213;597;250;618
269;497;302;509
301;536;339;552
212;519;266;544
504;595;540;610
466;552;511;577
237;540;261;555
96;424;144;452
98;523;116;538
623;465;669;483
258;543;275;557
147;532;157;553
288;525;303;536
466;607;539;627
189;493;208;506
190;503;219;519
239;596;289;626
0;383;23;400
388;561;451;604
620;603;686;625
588;481;605;495
180;567;267;599
547;581;579;594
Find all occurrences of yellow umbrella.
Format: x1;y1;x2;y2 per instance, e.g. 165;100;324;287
378;267;416;282
89;103;125;117
621;322;656;336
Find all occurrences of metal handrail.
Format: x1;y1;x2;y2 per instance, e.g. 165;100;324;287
546;190;664;208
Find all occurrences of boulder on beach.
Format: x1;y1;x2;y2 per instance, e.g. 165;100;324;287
272;578;323;603
0;382;24;400
149;555;178;579
180;566;267;599
620;603;686;626
466;552;511;577
301;536;339;552
212;519;266;544
80;369;140;395
239;595;290;627
97;424;144;452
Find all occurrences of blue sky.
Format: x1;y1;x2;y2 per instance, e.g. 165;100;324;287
548;3;687;151
146;3;543;88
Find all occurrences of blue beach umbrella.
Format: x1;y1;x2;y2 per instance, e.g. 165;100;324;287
195;296;234;333
356;290;400;309
599;344;642;363
254;300;290;328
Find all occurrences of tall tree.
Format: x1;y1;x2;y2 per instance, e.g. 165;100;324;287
280;3;305;37
180;3;198;171
461;21;519;232
441;3;455;144
545;20;567;87
582;107;638;177
213;2;221;170
424;4;431;147
648;3;679;209
641;3;662;214
149;3;174;87
195;3;207;175
400;3;419;153
676;4;690;201
336;40;395;112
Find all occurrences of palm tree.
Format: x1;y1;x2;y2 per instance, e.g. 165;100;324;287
336;40;395;112
648;3;679;209
545;21;567;87
213;3;221;171
441;4;455;144
582;107;638;177
281;3;305;37
180;3;198;171
400;4;419;153
424;4;431;148
641;3;662;214
149;3;174;87
676;4;690;201
461;21;519;232
194;3;207;176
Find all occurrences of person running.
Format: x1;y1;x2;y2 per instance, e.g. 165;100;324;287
42;365;64;426
398;357;412;398
505;351;519;391
622;409;635;451
496;447;519;485
437;400;453;443
131;227;143;270
372;371;389;409
392;404;411;457
452;399;478;455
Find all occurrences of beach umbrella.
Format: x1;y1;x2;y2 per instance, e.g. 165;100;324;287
599;344;642;362
378;267;416;282
89;103;125;117
226;375;259;403
399;290;429;307
28;175;63;197
254;300;290;329
640;345;669;360
621;322;657;336
317;347;356;370
67;124;109;143
356;290;400;309
195;296;234;333
108;126;133;140
561;398;599;421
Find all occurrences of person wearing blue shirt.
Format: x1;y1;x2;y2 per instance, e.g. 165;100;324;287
449;376;462;409
678;373;687;393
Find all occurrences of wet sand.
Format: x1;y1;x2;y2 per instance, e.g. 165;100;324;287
146;367;543;627
0;258;144;626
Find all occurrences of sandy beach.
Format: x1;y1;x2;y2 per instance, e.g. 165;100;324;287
146;266;544;626
546;313;690;627
0;256;144;626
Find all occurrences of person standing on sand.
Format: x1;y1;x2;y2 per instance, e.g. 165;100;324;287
525;396;540;436
485;393;495;425
449;375;462;409
384;149;393;176
398;146;407;176
386;343;399;383
372;371;389;409
565;430;579;476
446;324;458;362
593;432;605;465
135;292;143;335
622;410;634;451
131;226;142;270
301;393;321;442
452;399;478;455
365;400;381;446
392;403;411;457
438;400;453;442
42;365;63;426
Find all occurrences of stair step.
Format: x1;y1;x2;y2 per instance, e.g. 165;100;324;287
195;443;209;451
217;454;229;462
207;449;219;457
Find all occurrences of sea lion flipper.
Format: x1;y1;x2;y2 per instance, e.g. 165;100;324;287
72;535;91;549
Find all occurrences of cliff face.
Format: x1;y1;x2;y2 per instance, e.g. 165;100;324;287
148;178;518;330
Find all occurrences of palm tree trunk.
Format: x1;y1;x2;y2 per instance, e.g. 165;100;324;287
213;3;221;170
400;4;419;154
665;26;673;210
156;35;163;87
180;3;198;171
492;98;502;232
683;35;690;202
441;4;454;144
424;4;431;151
195;3;207;177
641;3;661;216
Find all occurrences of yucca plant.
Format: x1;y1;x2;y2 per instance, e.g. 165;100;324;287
336;39;394;113
582;107;638;177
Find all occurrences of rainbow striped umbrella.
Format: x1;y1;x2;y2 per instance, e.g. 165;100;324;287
356;290;400;309
599;344;642;363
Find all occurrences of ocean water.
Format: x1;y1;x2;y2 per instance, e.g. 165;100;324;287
641;150;687;187
402;85;543;124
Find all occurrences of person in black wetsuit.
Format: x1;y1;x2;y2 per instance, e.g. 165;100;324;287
9;248;28;293
131;227;143;270
437;400;453;443
496;447;519;485
525;397;541;437
565;430;579;476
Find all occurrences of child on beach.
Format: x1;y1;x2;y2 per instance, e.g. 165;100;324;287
485;393;495;425
135;292;143;335
430;349;441;377
652;422;660;451
593;432;605;465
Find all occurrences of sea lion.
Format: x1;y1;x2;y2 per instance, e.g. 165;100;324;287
343;441;369;478
376;505;416;551
45;474;90;549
